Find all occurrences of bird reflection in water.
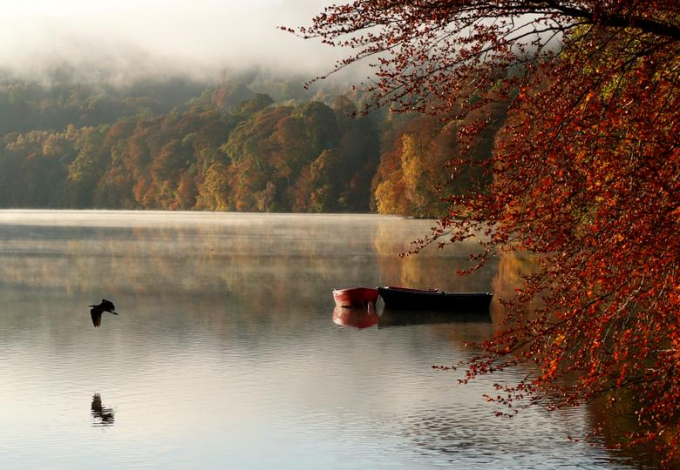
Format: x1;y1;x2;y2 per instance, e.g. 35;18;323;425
332;306;380;329
91;394;115;426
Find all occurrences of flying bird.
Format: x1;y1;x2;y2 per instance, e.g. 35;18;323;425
90;299;117;327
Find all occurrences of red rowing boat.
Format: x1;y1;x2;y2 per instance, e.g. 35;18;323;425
332;287;379;308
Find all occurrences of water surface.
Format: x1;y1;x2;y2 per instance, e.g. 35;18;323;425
0;211;644;469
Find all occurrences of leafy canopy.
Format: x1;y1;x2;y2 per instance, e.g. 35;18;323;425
293;0;680;463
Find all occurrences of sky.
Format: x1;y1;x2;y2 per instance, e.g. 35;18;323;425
0;0;347;81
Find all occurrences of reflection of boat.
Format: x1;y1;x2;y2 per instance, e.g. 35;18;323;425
377;286;492;311
332;306;380;329
378;308;492;328
332;287;379;308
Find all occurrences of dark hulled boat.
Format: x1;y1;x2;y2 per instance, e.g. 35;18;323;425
377;286;492;311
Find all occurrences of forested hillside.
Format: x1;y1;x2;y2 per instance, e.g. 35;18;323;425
0;74;501;215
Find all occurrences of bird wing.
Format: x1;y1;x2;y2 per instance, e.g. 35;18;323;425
91;309;102;327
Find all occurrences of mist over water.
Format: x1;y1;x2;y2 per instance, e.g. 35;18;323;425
0;211;650;469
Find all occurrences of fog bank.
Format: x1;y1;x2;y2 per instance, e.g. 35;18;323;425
0;0;348;83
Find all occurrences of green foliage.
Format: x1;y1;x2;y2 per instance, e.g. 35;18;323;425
68;126;110;207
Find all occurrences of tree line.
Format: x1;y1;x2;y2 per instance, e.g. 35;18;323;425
0;76;500;215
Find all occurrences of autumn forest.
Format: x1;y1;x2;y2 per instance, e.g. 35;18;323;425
0;0;678;466
0;73;497;216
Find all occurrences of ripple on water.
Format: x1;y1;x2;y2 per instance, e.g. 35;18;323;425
0;212;655;469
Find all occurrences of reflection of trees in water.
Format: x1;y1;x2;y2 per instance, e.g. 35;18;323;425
0;216;377;293
0;215;499;315
374;247;663;469
0;214;663;467
373;221;497;294
487;251;666;468
91;393;114;426
394;405;644;468
0;214;502;346
585;392;670;469
489;250;542;327
0;215;389;334
0;214;496;302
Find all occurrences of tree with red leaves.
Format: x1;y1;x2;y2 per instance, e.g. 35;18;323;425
291;1;680;463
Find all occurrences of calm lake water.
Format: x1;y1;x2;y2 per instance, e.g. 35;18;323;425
0;211;650;469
